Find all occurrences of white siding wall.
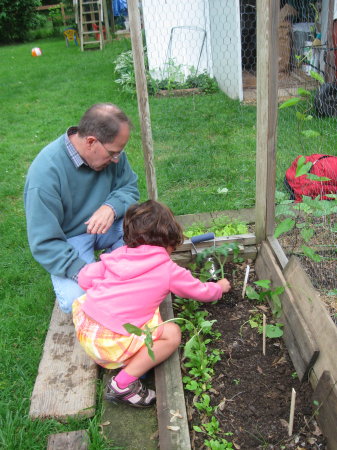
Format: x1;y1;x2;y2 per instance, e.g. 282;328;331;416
142;0;243;99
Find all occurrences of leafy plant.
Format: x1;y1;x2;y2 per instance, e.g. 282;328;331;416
190;243;241;281
279;70;324;151
0;0;41;43
245;280;285;319
194;419;234;448
113;49;158;95
184;216;248;238
113;52;219;95
275;190;337;263
241;311;284;338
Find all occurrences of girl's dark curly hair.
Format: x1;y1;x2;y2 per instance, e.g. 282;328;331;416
123;200;184;249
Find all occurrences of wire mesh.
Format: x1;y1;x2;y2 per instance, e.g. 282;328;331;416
276;0;337;319
120;1;337;317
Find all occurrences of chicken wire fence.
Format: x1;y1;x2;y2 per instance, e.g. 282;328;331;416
122;1;336;314
275;0;337;317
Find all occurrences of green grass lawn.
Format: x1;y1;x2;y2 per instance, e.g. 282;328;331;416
1;35;336;448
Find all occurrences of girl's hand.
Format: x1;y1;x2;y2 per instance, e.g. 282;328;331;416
217;278;231;293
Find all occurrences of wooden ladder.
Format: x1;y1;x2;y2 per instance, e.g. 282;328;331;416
79;0;104;51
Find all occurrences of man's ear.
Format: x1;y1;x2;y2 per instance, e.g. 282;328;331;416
86;136;97;147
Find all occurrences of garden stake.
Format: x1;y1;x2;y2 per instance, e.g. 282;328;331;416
262;313;266;355
241;264;250;298
288;388;296;436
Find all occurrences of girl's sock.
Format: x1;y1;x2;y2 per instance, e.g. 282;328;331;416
114;370;138;389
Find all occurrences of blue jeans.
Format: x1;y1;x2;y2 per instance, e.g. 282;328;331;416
51;218;124;314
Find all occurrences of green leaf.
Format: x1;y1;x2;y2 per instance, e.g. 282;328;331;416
279;97;302;109
245;286;261;300
310;71;325;84
296;111;306;121
265;324;284;338
193;426;203;433
295;156;312;177
300;227;314;242
301;245;323;262
306;173;331;181
297;87;311;97
184;335;197;357
301;129;320;138
255;279;271;289
123;323;143;335
274;218;295;238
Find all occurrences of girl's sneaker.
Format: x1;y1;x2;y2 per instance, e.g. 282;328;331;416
105;376;156;408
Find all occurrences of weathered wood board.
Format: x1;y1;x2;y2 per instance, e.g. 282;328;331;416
255;242;319;381
155;295;191;450
176;233;256;253
176;208;255;228
47;430;89;450
172;245;257;268
312;371;337;450
284;256;337;387
29;301;98;420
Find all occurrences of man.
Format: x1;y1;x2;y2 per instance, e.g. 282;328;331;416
24;103;140;313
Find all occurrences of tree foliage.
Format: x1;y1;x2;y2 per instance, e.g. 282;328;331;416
0;0;41;43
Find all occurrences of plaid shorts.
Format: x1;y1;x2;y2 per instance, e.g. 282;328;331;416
72;295;163;369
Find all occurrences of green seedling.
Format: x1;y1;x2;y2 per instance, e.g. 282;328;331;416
194;393;213;416
245;280;284;319
190;243;241;282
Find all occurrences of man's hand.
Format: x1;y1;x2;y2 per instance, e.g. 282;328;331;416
85;205;115;234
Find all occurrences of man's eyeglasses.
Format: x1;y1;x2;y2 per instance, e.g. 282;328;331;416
97;139;124;160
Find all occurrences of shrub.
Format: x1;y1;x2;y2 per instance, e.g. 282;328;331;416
0;0;41;43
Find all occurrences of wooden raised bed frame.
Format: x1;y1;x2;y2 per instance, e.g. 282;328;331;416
160;218;337;450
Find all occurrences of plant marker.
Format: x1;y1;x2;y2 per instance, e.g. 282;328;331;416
241;265;250;298
288;388;296;436
262;314;266;355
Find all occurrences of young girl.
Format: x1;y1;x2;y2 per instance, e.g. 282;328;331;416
72;200;231;408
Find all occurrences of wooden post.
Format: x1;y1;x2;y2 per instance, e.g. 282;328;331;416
127;0;158;200
102;0;112;42
325;0;336;82
255;0;279;243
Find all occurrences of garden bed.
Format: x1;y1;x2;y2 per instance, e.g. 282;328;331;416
174;260;327;449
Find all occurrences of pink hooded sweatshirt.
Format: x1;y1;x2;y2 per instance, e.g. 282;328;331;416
78;245;222;335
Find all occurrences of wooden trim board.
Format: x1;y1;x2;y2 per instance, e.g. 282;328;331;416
175;208;255;228
155;295;191;450
29;301;97;421
284;256;337;387
255;242;319;381
176;233;256;253
312;371;337;450
47;430;89;450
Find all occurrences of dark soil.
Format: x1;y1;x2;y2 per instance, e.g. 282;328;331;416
177;262;328;449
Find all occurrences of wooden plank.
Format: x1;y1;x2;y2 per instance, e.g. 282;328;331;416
284;256;337;387
29;301;97;421
155;295;191;450
266;235;289;269
47;430;89;450
255;0;279;242
176;208;255;228
312;371;337;450
172;245;257;268
175;233;256;253
128;0;157;200
255;242;319;381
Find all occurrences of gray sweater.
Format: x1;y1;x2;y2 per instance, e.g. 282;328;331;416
24;134;139;278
